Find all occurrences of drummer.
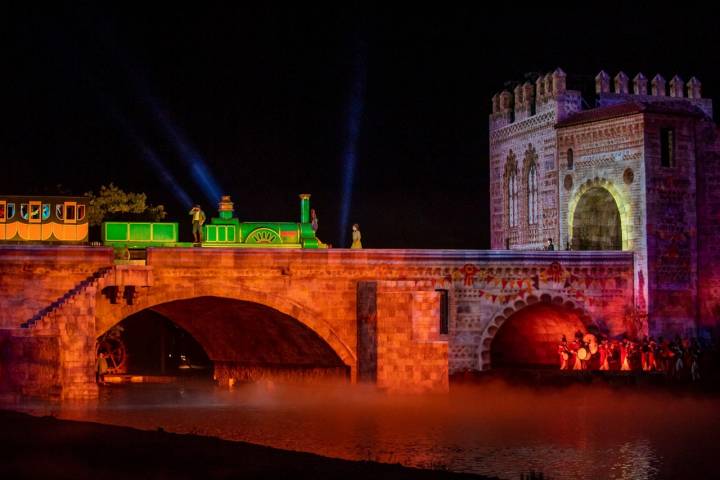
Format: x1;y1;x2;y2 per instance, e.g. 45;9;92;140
583;333;598;370
570;335;583;370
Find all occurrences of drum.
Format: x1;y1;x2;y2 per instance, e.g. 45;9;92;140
589;342;598;355
583;333;597;344
577;347;589;360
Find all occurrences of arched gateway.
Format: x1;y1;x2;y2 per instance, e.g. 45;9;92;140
478;293;594;370
568;179;630;251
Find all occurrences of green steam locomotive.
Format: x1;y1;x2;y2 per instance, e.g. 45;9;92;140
101;194;326;255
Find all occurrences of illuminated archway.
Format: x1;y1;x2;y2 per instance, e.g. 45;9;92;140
571;187;622;250
568;178;631;250
478;293;593;370
95;285;356;373
100;296;349;383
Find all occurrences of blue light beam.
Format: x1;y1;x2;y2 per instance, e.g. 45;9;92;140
95;89;194;208
148;103;223;207
339;37;367;247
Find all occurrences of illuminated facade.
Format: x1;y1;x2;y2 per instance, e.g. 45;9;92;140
489;69;720;336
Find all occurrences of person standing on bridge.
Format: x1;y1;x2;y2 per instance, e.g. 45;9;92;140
189;204;206;244
311;208;319;234
351;223;362;249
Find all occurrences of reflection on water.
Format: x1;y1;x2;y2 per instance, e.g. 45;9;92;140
9;380;720;480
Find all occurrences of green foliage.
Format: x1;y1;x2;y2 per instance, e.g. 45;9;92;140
84;183;167;227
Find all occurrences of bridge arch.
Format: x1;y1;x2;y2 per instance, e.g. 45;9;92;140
95;285;357;376
568;178;631;251
478;292;594;370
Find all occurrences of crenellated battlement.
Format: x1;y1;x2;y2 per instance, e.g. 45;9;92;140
490;69;713;132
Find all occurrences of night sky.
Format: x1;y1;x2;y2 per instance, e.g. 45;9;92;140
3;4;718;248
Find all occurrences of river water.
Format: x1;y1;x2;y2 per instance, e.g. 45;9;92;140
11;380;720;479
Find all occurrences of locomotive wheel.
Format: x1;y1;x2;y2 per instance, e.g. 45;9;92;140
96;336;127;374
246;228;281;244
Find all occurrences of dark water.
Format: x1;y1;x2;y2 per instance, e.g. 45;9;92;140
10;380;720;480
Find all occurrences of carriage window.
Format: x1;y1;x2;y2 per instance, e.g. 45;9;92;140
20;204;28;220
77;205;86;221
65;205;76;221
7;203;15;220
0;202;5;221
42;204;51;220
56;204;64;220
29;204;41;221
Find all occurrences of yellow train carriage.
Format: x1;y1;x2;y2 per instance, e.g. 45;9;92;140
0;195;89;243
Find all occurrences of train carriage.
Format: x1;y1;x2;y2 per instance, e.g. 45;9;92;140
0;195;89;243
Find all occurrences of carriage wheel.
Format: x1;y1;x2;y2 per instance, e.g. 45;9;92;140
96;336;127;374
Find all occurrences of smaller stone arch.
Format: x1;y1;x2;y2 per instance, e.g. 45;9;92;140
477;292;593;370
567;177;631;251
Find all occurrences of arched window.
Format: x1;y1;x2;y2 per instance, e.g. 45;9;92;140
567;148;574;170
504;151;519;229
524;144;539;226
527;162;538;225
510;170;518;227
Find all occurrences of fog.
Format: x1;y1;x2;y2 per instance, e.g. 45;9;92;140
11;379;720;479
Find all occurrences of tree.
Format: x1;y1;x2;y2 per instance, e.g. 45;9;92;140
84;183;167;227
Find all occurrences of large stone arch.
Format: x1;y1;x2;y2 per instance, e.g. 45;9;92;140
95;284;357;374
477;292;593;370
567;178;631;251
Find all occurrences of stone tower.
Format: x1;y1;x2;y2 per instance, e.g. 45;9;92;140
489;69;720;337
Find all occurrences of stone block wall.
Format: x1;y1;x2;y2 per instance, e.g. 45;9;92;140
376;284;448;393
644;113;699;335
0;246;113;328
696;123;720;334
556;114;648;333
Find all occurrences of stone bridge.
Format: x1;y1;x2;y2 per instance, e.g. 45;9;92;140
0;246;635;399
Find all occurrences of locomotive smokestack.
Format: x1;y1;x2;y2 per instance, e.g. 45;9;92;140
299;194;311;223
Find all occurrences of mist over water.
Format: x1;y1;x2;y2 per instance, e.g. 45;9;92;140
11;380;720;479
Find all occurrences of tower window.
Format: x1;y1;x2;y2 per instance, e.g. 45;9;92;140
660;128;675;167
567;148;574;170
509;170;518;227
505;151;519;229
527;162;538;225
437;289;449;335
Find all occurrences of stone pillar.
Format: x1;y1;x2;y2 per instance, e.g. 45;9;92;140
633;73;648;95
614;71;629;94
544;73;554;98
356;281;377;383
687;77;702;99
595;70;610;94
522;82;535;111
652;74;666;96
536;75;545;104
58;288;99;399
491;93;500;114
552;68;566;95
513;84;524;117
670;75;684;97
499;90;513;113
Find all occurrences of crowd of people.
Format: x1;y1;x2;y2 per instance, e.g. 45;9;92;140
557;330;709;380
